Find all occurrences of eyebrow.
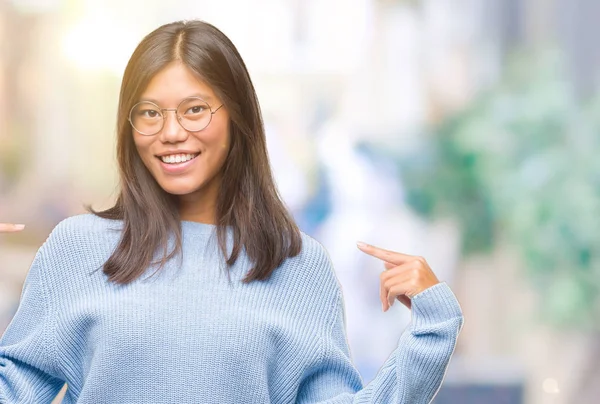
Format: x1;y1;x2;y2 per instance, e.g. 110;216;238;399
139;93;216;104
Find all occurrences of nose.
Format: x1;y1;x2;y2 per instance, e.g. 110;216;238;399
159;109;188;143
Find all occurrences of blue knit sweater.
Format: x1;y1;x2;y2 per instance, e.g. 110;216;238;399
0;214;463;403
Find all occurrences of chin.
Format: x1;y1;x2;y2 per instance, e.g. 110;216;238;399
162;188;191;196
160;184;203;196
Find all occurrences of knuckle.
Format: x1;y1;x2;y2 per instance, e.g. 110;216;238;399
412;267;421;277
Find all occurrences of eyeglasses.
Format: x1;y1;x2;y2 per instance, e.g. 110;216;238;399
128;97;224;136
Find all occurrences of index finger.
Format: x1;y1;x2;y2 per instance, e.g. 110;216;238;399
0;223;25;233
356;242;412;265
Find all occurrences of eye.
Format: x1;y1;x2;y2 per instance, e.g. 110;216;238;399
141;109;160;118
186;105;206;115
133;104;161;119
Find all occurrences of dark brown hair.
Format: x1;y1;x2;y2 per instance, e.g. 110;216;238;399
89;20;302;284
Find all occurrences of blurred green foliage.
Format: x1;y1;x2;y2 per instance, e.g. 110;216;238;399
399;50;600;329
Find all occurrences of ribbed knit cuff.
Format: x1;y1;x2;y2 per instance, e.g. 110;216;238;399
410;282;463;329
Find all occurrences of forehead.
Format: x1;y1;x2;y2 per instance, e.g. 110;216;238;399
139;62;216;104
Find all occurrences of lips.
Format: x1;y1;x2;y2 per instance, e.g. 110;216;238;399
157;152;200;164
155;149;201;157
155;152;200;174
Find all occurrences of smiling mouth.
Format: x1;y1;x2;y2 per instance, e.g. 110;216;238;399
156;153;200;164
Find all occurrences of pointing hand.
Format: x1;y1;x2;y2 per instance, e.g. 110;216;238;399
356;242;440;311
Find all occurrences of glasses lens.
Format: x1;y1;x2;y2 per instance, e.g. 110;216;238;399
130;102;163;135
177;98;211;132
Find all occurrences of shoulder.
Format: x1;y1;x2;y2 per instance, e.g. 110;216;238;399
49;213;122;235
296;231;335;271
38;213;122;263
280;231;342;298
45;213;122;244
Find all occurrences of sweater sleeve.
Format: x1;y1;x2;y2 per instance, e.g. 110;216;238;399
0;249;65;403
296;282;463;404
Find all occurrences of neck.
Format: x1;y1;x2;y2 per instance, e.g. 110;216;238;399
175;171;224;224
177;189;218;225
178;203;216;225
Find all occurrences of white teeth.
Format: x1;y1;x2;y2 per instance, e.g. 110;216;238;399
160;153;198;164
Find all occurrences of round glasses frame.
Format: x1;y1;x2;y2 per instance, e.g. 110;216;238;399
128;96;224;136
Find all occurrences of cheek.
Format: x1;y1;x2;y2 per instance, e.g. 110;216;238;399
195;122;231;151
217;121;232;152
133;137;155;165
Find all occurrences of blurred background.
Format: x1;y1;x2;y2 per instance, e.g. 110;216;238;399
1;0;599;403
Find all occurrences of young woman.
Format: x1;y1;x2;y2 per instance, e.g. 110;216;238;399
0;20;463;403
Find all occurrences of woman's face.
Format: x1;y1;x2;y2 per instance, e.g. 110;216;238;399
132;62;230;205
